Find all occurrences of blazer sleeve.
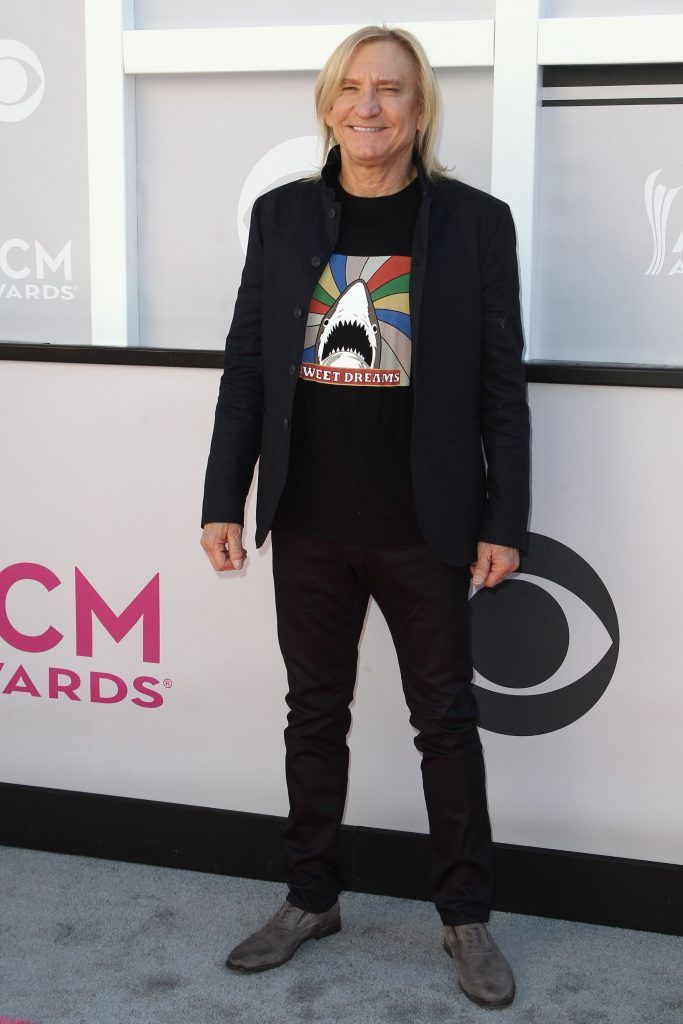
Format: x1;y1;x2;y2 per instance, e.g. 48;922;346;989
478;203;531;552
200;195;266;527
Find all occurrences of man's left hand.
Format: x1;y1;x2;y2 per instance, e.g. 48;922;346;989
470;541;519;588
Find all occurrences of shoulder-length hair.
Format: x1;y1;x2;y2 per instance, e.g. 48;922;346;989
311;24;449;181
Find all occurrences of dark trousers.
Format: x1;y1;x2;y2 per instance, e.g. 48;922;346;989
271;525;494;926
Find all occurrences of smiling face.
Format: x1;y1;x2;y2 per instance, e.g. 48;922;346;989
324;39;423;179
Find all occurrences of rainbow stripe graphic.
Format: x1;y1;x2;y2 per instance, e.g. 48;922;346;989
301;254;412;386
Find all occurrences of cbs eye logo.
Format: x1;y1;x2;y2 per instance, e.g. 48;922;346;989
470;533;619;736
238;136;321;253
0;40;45;123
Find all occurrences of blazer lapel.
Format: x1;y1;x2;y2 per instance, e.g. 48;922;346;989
409;145;433;384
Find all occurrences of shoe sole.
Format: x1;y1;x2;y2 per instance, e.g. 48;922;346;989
443;940;515;1009
226;919;342;973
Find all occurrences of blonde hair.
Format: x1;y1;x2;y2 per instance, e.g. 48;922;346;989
312;25;449;180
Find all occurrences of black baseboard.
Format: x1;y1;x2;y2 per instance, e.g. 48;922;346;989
1;782;680;936
3;344;683;389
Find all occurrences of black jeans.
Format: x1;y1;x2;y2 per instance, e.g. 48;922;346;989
271;525;494;925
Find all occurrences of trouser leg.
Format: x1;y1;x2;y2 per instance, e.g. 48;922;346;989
363;542;495;925
271;526;369;914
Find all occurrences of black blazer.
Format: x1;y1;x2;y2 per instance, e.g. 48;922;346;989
202;144;530;567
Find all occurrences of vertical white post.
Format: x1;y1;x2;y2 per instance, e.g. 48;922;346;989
84;0;138;346
490;0;544;357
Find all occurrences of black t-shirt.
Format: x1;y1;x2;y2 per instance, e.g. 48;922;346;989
273;173;424;545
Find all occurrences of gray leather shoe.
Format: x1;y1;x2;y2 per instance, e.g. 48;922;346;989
226;899;341;972
443;922;515;1008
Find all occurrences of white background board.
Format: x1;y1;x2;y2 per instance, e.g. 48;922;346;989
0;362;680;866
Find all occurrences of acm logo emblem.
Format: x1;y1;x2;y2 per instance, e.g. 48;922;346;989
644;166;683;276
470;533;619;736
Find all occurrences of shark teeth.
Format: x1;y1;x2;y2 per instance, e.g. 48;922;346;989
323;315;365;332
320;318;373;366
321;323;374;368
326;346;363;357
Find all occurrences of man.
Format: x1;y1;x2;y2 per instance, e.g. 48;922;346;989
201;24;530;1010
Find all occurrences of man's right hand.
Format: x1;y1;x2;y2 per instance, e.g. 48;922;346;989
200;522;247;572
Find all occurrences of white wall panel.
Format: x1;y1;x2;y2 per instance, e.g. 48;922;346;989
124;21;495;74
0;0;91;344
135;69;493;350
1;363;681;865
536;99;683;363
546;1;683;17
133;0;495;30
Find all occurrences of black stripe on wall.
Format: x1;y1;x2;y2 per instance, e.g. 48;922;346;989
2;344;683;388
543;64;683;87
0;342;224;369
527;361;683;388
544;97;683;107
0;782;680;936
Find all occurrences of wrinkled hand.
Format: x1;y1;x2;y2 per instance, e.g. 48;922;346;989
470;541;519;588
200;522;247;572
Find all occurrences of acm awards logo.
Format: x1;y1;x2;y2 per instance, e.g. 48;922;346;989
0;40;75;302
0;563;171;710
471;533;619;737
0;239;75;302
644;167;683;276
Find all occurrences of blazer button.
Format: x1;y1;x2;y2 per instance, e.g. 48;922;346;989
293;307;303;319
311;256;321;267
328;208;336;219
289;362;297;375
283;418;290;430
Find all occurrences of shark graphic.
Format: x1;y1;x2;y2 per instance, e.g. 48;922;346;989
315;280;382;369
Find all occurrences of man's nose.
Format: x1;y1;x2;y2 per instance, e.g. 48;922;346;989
354;87;381;117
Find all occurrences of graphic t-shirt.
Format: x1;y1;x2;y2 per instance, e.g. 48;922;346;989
274;174;424;545
301;248;414;389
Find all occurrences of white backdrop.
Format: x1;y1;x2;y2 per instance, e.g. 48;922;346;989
0;361;681;867
5;0;682;359
2;0;682;873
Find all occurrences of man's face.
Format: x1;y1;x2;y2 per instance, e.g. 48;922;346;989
324;40;423;173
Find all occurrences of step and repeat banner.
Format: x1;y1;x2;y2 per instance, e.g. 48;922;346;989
0;362;681;867
1;0;682;868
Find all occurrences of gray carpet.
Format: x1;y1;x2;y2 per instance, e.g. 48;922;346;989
0;845;680;1024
